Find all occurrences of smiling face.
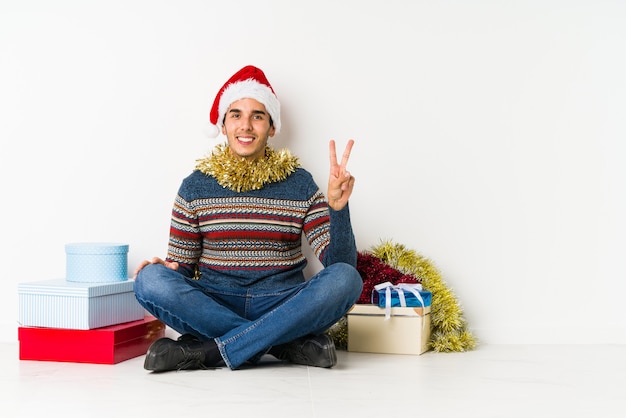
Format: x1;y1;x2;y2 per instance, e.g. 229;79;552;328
221;98;276;161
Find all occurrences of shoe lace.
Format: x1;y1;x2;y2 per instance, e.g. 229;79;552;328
284;340;323;365
281;335;335;367
282;346;310;364
176;349;209;371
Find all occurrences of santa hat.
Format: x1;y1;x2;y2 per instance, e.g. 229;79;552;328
204;65;281;138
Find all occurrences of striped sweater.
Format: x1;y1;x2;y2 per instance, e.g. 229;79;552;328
166;167;357;289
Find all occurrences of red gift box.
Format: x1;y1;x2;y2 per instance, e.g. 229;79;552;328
18;316;165;364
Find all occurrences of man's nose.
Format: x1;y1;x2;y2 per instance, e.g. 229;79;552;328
239;117;252;130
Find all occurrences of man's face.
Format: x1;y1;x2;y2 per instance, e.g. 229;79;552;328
221;98;275;161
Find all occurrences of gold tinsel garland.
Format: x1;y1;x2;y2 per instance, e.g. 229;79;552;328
195;144;300;192
328;239;477;353
371;240;477;352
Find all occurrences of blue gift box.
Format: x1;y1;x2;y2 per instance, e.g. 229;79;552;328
65;242;129;283
18;278;144;329
371;283;432;308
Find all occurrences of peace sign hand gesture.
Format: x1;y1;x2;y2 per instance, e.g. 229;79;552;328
327;139;355;211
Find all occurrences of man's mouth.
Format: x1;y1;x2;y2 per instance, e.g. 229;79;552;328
237;136;254;144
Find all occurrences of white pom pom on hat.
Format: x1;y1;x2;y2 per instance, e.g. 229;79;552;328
203;123;220;138
204;65;281;138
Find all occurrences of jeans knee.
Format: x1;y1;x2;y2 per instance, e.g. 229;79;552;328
328;262;363;300
134;263;166;301
346;264;364;298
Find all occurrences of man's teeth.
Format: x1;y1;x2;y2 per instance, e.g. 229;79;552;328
238;137;253;143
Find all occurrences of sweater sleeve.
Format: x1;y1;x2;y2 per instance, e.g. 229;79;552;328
303;189;357;268
164;192;202;278
322;203;357;267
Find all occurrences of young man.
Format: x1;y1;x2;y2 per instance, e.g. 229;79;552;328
133;65;362;372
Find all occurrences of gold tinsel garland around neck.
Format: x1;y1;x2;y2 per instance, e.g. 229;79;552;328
195;143;300;192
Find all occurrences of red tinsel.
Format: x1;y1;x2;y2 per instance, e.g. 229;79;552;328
355;252;420;304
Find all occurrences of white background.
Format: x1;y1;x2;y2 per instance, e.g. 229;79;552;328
1;0;624;344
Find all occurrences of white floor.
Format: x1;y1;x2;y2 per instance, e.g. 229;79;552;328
2;337;625;418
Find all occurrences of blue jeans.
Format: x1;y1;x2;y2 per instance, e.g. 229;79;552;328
134;262;362;370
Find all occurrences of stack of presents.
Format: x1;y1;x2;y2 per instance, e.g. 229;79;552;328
17;243;165;364
17;243;432;362
347;281;433;355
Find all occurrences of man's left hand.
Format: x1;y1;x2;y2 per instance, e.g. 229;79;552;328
327;139;355;211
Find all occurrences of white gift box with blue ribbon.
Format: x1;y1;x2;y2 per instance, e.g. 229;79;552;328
347;303;431;355
348;282;432;355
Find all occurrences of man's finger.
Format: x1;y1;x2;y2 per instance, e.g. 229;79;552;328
329;139;338;167
340;139;354;168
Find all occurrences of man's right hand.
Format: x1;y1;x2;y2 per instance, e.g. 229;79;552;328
133;257;179;278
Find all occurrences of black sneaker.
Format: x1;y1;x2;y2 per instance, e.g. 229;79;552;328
273;334;337;368
144;337;210;372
